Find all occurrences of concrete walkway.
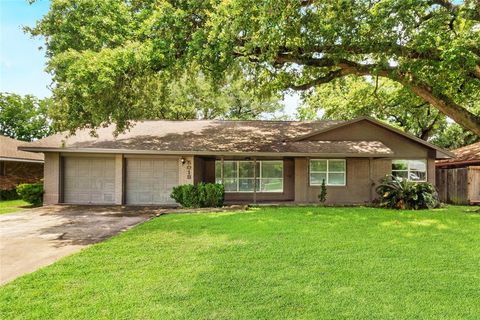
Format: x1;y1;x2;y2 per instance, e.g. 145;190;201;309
0;206;152;285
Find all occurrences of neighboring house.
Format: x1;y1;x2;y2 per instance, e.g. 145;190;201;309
0;135;44;192
19;117;452;206
436;142;480;205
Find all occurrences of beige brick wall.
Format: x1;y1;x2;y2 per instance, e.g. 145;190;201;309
43;152;60;205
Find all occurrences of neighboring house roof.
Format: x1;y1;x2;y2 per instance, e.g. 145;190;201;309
0;135;44;163
18;118;451;158
436;142;480;168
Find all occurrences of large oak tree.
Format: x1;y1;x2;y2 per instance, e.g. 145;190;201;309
30;0;480;135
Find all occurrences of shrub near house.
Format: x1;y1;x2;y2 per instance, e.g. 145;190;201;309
171;183;224;208
16;183;44;206
376;175;439;210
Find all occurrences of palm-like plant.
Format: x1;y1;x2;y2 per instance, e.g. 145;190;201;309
376;175;439;210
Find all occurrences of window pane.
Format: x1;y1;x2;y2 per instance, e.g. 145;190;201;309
392;171;408;179
255;178;261;192
223;161;237;178
310;172;327;185
310;160;327;172
261;178;283;192
215;161;222;179
224;178;237;191
409;171;426;181
392;160;408;170
238;178;255;191
239;162;254;178
261;161;283;178
410;160;426;171
328;173;345;185
328;160;345;172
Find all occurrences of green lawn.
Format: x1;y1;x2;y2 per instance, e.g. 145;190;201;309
0;200;29;215
1;206;479;319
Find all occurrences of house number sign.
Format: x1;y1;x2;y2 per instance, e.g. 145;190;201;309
186;160;192;180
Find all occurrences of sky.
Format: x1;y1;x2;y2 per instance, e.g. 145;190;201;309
0;0;51;98
0;0;300;115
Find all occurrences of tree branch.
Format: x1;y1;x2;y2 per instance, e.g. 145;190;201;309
289;60;392;90
287;60;480;135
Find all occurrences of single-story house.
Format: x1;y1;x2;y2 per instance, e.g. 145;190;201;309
0;135;44;193
19;117;453;206
436;142;480;204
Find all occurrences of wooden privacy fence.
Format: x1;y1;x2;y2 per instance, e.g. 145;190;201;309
436;166;480;205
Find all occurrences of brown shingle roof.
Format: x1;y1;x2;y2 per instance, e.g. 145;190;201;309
19;120;393;156
0;135;44;162
436;142;480;167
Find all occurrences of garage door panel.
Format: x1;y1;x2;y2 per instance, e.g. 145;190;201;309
126;158;179;205
72;192;90;203
63;157;116;204
77;177;91;190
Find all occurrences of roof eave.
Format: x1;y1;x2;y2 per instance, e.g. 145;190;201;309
0;156;44;163
436;159;480;167
18;146;394;158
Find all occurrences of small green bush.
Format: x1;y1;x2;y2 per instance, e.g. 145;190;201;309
0;189;20;201
318;179;327;204
16;183;44;206
376;175;439;210
171;183;224;208
198;183;225;207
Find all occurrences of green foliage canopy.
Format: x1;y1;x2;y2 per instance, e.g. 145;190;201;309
0;93;53;141
30;0;480;135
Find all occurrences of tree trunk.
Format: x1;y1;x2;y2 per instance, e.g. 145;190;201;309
408;85;480;136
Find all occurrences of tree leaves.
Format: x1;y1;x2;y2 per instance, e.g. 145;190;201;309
0;93;53;141
29;0;480;134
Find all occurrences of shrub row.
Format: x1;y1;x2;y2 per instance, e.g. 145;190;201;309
0;189;20;201
171;183;224;208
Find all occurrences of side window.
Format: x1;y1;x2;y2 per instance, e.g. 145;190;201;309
310;159;346;186
392;159;427;182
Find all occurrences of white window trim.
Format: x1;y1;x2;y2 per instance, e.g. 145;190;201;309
392;159;428;182
216;160;284;193
309;159;346;186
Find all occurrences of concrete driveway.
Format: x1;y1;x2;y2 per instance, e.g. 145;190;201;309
0;206;154;285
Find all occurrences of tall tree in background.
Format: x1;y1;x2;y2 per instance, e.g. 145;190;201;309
29;0;480;135
0;93;53;141
298;76;479;148
49;66;283;131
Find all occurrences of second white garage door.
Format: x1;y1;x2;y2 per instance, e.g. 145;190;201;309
126;158;179;205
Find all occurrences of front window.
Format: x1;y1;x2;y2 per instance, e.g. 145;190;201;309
310;159;346;186
392;159;427;182
215;160;283;192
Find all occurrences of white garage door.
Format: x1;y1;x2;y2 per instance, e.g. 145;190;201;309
63;157;116;204
126;158;179;205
